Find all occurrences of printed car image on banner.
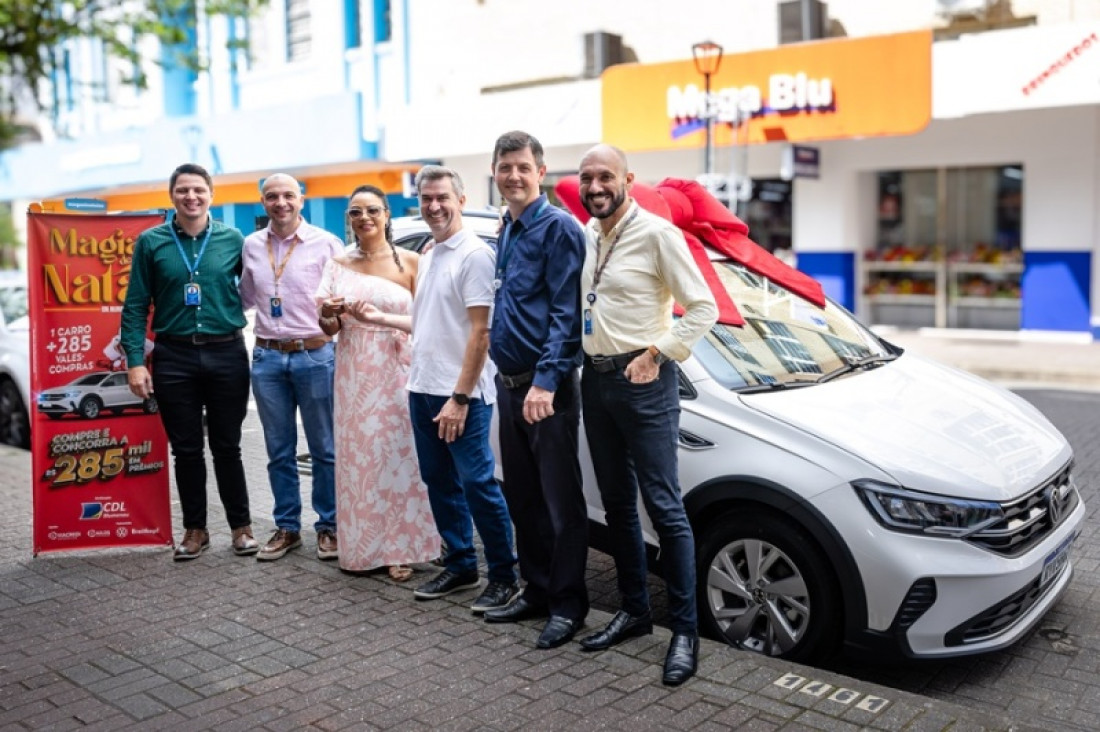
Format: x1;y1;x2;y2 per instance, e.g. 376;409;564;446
601;30;932;153
27;212;172;555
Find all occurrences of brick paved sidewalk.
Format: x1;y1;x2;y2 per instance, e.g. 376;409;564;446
0;443;1036;731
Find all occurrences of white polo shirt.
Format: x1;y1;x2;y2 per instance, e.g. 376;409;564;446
408;227;498;403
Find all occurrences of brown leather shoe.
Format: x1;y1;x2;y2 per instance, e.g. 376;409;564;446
231;525;260;556
317;529;338;560
256;528;301;561
173;528;210;561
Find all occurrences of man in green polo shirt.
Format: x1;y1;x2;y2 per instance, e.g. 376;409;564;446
121;163;259;561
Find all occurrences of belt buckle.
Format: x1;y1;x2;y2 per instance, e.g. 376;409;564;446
190;334;204;345
291;339;305;352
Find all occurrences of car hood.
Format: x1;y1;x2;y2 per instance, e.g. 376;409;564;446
739;353;1070;501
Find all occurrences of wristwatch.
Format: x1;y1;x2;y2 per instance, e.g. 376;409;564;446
451;392;470;406
647;345;670;366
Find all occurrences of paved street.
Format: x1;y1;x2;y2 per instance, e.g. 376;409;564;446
1;376;1097;729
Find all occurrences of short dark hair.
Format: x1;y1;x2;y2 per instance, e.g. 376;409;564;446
169;163;213;192
492;130;544;169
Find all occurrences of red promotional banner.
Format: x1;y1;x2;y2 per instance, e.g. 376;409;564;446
28;212;173;555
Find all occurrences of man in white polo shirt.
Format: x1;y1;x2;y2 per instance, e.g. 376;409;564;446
407;165;519;614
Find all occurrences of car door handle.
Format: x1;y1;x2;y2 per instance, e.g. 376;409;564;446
678;429;715;451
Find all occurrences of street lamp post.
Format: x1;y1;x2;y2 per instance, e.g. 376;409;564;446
692;40;724;178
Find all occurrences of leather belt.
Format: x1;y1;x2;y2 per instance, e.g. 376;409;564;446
498;371;534;389
585;349;646;374
255;336;332;353
160;330;243;346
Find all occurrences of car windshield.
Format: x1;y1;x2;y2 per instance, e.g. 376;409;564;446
693;261;893;391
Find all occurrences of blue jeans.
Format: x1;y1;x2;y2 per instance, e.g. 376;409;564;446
408;392;516;584
251;343;336;533
581;360;697;634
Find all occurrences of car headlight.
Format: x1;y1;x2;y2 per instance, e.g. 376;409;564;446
853;480;1004;538
62;390;81;398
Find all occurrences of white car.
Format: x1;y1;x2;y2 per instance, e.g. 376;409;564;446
37;371;159;420
0;272;30;449
390;214;1083;662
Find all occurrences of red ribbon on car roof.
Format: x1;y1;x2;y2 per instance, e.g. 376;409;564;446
554;176;826;327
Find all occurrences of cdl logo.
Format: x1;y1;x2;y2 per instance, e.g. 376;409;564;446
80;502;128;520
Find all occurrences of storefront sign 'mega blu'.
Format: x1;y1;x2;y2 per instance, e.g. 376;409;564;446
602;31;932;152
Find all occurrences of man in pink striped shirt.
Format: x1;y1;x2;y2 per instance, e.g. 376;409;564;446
239;173;345;562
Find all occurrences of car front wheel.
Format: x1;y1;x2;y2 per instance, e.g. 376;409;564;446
0;379;29;449
78;396;102;419
697;510;841;663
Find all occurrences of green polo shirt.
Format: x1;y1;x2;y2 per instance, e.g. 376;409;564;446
121;218;247;365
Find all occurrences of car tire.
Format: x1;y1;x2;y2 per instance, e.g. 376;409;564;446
697;510;841;663
78;396;103;420
0;379;29;449
142;396;158;415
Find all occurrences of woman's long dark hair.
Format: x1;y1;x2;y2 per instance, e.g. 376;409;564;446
349;184;403;272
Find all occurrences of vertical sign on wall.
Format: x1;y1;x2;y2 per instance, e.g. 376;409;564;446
27;212;173;555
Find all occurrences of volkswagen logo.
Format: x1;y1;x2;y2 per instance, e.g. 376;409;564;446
1047;486;1062;524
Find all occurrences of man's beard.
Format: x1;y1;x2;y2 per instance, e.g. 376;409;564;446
583;189;625;220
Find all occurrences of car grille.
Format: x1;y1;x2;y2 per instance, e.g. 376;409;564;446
944;569;1059;646
966;464;1078;557
39;394;65;402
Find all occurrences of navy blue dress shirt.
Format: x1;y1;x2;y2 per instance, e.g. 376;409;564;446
490;194;586;392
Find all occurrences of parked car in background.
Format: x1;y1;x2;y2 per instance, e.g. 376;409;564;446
388;213;1082;663
37;371;158;420
0;272;29;449
391;209;500;252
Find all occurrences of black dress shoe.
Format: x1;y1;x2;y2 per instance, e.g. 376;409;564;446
537;616;582;649
483;596;548;624
579;610;653;651
662;633;699;686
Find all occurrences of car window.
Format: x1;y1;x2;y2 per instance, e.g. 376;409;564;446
0;285;27;327
103;373;128;387
73;373;106;386
694;262;889;390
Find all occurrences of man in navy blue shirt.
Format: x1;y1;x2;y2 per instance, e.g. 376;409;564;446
482;131;589;649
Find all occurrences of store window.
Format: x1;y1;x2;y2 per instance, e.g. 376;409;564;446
865;165;1023;330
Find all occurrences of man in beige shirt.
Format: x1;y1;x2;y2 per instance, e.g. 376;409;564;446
574;144;717;687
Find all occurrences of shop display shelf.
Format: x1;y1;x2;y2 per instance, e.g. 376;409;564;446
951;297;1023;308
866;294;936;305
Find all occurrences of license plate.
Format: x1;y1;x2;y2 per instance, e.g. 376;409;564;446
1040;535;1073;587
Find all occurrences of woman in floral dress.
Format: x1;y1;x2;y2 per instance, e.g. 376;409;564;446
317;185;439;580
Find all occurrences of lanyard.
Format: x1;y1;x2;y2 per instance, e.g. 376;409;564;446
265;230;300;295
496;198;549;282
587;207;639;305
169;219;212;283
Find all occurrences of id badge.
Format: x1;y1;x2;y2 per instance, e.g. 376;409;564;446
183;283;201;306
583;308;593;335
270;297;283;318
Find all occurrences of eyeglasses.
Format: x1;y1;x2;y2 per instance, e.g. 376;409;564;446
347;206;386;219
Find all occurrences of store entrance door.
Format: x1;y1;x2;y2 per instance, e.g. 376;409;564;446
742;179;793;261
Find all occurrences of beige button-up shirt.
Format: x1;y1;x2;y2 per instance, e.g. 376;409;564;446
580;200;718;361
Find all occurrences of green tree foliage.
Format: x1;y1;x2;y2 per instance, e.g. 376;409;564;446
0;0;267;151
